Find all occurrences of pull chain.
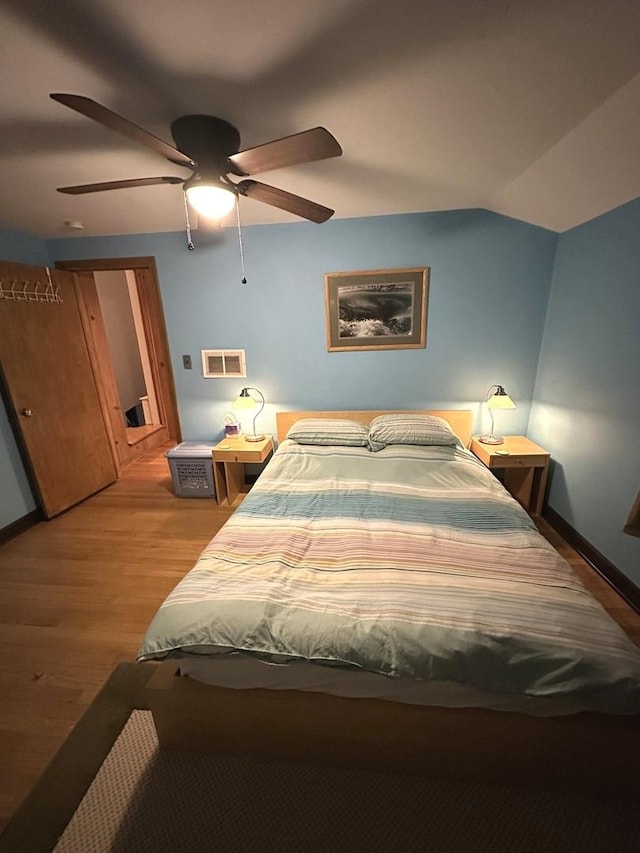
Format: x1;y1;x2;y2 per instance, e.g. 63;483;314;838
236;197;247;284
183;190;195;250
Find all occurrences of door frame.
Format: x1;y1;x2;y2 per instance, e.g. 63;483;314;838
56;257;181;468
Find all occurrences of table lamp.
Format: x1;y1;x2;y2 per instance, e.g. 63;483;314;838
478;384;515;445
232;387;265;441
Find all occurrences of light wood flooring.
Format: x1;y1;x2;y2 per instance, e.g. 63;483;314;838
0;446;234;831
0;445;639;831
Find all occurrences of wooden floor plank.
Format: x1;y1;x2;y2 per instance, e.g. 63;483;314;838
0;444;638;831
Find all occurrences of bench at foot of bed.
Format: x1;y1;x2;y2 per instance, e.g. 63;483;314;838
145;660;640;801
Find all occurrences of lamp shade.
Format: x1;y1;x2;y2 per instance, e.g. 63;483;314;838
185;179;236;220
486;386;516;410
232;390;258;409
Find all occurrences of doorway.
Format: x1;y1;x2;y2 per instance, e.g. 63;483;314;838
93;269;163;447
57;256;181;470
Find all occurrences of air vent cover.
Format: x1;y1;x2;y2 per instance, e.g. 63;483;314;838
201;349;246;378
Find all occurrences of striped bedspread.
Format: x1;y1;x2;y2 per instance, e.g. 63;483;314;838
138;441;640;714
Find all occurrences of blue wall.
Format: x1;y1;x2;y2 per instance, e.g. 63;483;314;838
49;209;556;443
529;198;640;586
0;227;50;266
0;227;50;526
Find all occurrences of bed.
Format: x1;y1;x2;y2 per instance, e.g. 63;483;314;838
140;410;640;799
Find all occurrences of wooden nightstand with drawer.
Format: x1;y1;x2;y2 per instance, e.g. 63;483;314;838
212;435;274;507
470;436;550;516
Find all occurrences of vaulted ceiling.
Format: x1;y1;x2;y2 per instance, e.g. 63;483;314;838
1;0;639;238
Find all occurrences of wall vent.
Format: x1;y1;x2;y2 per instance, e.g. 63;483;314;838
201;349;247;378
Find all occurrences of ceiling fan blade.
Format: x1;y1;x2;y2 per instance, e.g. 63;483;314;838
237;180;334;223
50;94;195;169
57;176;184;195
229;127;342;177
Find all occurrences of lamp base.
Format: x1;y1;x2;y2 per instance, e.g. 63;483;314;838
245;433;265;442
477;434;504;445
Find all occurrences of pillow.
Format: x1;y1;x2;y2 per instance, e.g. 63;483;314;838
286;418;369;447
367;414;459;451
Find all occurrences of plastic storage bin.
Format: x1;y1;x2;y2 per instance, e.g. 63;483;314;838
166;441;217;498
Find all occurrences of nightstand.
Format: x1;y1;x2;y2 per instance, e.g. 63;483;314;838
212;435;274;506
470;436;550;516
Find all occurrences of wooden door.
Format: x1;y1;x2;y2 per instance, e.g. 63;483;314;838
0;261;117;518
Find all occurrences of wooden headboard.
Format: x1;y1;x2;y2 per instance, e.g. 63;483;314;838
275;410;473;447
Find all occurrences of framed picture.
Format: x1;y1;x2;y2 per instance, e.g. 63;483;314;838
624;489;640;539
324;267;429;352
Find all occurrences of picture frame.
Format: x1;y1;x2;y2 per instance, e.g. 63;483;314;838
624;489;640;539
324;267;429;352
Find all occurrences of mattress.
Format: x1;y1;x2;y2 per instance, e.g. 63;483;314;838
138;439;640;715
177;653;606;717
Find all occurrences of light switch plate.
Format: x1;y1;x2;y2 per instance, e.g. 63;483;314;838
182;354;192;369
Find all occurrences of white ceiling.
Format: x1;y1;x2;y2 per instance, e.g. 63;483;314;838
1;0;639;239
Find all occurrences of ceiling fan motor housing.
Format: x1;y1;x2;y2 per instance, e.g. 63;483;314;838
170;115;241;174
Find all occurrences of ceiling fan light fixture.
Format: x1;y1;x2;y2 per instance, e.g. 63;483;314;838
184;179;236;220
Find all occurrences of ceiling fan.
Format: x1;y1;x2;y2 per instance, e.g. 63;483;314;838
49;94;342;224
